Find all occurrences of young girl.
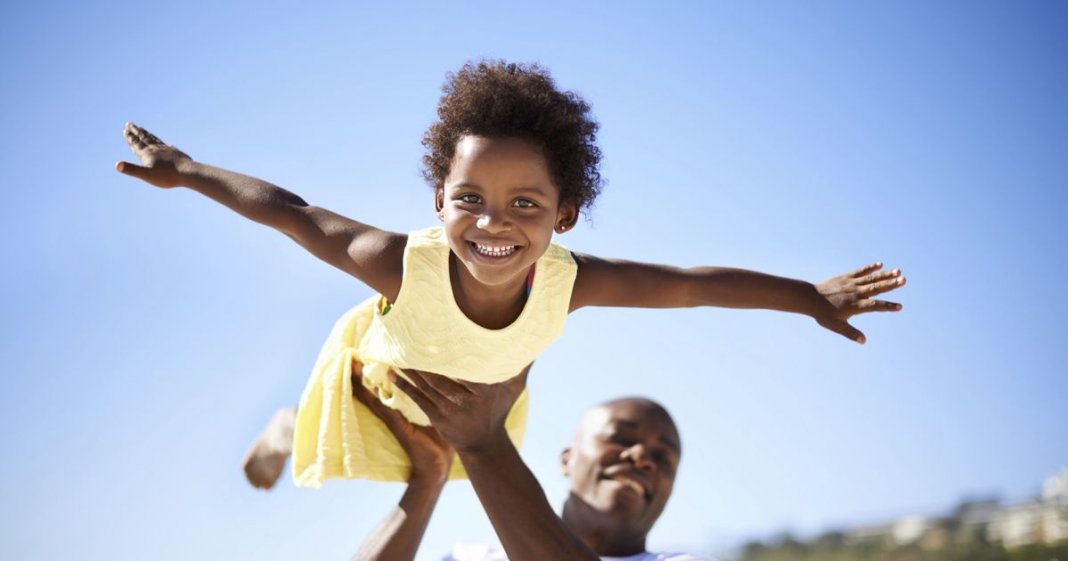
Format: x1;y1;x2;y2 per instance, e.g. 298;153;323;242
116;61;905;489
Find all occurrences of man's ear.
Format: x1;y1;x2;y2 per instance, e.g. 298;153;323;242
554;202;579;234
561;447;573;476
435;187;445;218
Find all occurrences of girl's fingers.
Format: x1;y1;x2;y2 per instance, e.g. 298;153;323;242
860;276;907;297
140;128;164;146
859;269;901;285
115;160;149;179
851;262;884;278
822;318;866;344
857;299;903;312
839;321;866;344
127;122;162;146
124;127;146;150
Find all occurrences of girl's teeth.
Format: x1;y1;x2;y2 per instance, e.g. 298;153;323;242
475;244;516;257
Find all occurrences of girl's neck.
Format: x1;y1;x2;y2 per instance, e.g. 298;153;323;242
449;254;531;330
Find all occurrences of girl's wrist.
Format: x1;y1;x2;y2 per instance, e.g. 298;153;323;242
174;157;200;181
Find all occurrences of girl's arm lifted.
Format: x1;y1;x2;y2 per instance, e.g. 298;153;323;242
570;254;906;344
115;122;404;300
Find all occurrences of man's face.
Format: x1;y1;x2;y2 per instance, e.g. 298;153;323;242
563;399;682;533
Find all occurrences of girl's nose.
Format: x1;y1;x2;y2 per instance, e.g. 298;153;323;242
476;209;511;233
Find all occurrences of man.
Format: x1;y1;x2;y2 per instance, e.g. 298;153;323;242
353;366;712;561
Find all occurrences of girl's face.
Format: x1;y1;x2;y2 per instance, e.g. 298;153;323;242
436;135;577;289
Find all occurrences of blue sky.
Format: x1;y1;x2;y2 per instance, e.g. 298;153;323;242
1;1;1066;559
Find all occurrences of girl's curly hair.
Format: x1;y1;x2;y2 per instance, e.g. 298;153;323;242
422;61;603;214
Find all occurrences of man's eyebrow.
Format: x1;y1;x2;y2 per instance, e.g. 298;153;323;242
611;419;681;454
660;435;681;455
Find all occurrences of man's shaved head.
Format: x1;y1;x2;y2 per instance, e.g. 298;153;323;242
560;397;682;554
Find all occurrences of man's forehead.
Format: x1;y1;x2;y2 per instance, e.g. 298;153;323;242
577;399;680;447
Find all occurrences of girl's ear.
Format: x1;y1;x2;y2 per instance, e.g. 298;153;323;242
435;187;445;219
560;447;573;476
554;203;579;234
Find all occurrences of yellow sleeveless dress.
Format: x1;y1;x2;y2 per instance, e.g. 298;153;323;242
292;227;577;486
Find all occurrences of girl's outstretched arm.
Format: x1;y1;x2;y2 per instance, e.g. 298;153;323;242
115;122;404;300
570;254;905;344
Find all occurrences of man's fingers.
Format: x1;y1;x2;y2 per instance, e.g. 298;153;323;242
511;366;531;387
502;365;531;394
350;375;381;410
406;368;473;401
348;364;383;410
115;160;149;178
397;369;452;402
390;372;438;419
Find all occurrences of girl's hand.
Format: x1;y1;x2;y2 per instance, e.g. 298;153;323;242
351;361;454;481
815;262;906;344
115;122;192;188
389;366;529;454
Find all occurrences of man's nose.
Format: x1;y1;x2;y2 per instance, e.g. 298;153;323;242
622;443;655;471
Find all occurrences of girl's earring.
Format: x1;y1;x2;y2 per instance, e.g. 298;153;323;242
437;210;445;221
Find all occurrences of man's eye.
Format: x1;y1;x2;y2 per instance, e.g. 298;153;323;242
459;194;481;204
654;451;677;472
514;198;537;208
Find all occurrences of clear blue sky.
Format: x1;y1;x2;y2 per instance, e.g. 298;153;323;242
1;1;1066;559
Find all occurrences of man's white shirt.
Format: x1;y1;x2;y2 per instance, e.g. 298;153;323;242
443;543;714;561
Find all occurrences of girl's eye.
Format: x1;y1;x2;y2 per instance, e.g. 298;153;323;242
459;194;481;204
514;198;537;208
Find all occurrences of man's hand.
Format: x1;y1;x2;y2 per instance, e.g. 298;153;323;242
389;366;529;453
815;262;906;344
351;361;454;481
115;122;191;188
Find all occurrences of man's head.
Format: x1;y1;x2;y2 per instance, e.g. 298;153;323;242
561;397;682;540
